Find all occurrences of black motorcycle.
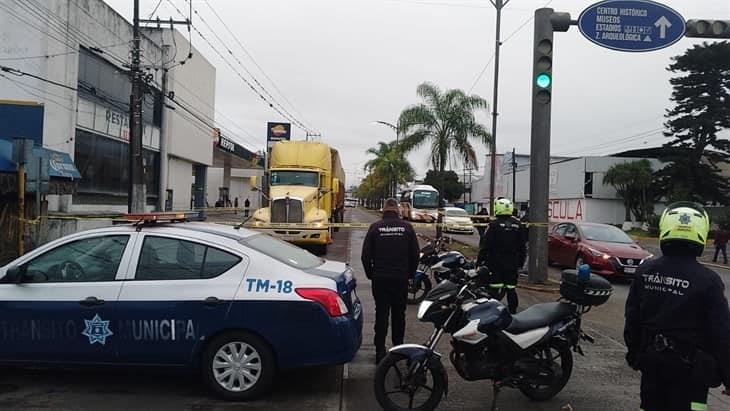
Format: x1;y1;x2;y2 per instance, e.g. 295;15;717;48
407;238;451;304
375;265;613;411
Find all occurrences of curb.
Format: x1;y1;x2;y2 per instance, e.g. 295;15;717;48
703;261;730;270
518;283;560;293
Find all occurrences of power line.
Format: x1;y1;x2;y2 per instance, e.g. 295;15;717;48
180;0;315;134
554;128;664;156
0;64;77;91
19;0;131;67
467;0;553;94
166;4;312;135
202;0;313;128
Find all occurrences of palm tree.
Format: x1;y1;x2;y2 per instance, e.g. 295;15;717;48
398;82;492;174
364;141;415;198
603;160;654;222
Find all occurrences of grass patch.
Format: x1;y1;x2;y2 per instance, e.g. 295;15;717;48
626;228;657;238
449;240;479;259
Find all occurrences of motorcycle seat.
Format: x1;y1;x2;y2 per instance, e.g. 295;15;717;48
506;302;575;334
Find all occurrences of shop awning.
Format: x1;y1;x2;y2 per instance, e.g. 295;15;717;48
0;140;81;179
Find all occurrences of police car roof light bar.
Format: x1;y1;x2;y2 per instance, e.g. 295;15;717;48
123;212;189;231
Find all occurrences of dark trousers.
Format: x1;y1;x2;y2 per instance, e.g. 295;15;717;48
372;278;407;353
640;366;709;411
713;244;727;263
488;269;518;314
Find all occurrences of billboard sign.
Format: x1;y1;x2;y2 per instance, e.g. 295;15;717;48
267;122;291;142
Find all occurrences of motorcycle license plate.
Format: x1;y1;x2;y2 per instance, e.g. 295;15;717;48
625;267;636;274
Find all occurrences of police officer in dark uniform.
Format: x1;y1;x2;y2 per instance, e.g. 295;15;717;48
625;202;730;411
477;197;526;314
361;198;420;364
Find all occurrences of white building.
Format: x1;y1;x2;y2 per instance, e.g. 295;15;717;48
0;0;262;214
472;153;665;224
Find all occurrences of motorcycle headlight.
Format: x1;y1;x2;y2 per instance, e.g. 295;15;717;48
417;300;433;320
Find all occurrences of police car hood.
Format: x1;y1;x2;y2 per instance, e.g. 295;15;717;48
304;259;353;282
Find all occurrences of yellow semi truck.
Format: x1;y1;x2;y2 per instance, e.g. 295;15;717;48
252;141;345;253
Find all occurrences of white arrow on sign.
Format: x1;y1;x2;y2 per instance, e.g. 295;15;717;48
654;16;672;39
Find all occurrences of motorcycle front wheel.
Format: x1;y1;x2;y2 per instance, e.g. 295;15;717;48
518;341;573;401
374;353;445;411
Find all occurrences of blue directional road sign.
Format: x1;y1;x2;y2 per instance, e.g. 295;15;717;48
578;0;686;52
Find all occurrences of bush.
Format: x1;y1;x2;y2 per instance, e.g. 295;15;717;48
647;214;661;236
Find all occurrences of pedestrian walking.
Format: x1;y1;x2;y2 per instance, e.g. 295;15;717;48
244;198;250;217
361;198;419;364
713;225;729;264
234;197;239;214
625;202;730;411
477;198;526;314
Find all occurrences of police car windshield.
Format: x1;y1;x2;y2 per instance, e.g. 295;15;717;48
240;234;324;269
581;224;634;244
271;171;318;187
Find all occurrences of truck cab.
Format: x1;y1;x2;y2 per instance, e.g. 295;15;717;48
251;141;345;253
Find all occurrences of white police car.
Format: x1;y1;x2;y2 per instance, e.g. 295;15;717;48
0;216;362;400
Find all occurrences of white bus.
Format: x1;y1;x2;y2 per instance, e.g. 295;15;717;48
400;185;439;222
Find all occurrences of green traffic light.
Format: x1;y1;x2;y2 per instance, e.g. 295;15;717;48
536;73;551;88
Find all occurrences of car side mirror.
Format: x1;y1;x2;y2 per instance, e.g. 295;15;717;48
2;265;21;284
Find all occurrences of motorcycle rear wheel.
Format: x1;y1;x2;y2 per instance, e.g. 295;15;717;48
374;353;445;411
518;341;573;401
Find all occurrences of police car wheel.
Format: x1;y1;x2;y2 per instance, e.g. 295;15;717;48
202;331;275;401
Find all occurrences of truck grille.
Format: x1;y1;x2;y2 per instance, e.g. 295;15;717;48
271;198;303;223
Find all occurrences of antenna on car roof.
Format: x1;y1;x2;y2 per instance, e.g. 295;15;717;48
234;216;252;230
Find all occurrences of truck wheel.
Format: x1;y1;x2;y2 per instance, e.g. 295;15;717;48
201;331;276;401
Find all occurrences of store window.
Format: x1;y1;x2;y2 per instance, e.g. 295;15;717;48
74;129;159;204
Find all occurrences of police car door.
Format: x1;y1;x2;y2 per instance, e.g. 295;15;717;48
115;233;247;365
0;233;135;363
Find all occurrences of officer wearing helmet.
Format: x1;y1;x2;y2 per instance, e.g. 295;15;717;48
624;202;730;410
477;197;526;314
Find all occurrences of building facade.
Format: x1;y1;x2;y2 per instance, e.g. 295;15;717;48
472;153;665;224
0;0;263;215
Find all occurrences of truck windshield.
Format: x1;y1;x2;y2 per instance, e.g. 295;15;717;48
271;171;318;187
413;190;439;209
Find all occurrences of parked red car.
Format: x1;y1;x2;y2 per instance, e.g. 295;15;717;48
548;222;653;278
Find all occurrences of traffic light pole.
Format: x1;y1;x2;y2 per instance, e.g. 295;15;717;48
528;9;571;283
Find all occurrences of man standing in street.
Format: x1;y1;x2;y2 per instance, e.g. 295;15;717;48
244;198;251;217
361;198;420;364
713;225;728;264
474;206;490;239
477;198;526;314
625;202;730;411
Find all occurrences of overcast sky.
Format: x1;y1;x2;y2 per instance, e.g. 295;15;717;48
106;0;730;186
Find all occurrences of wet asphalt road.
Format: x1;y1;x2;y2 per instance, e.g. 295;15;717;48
1;208;729;410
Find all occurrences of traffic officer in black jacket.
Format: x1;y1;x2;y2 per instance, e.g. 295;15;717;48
477;197;526;314
625;202;730;411
361;198;420;364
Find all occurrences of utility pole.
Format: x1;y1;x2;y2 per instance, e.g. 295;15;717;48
17;160;25;256
139;11;190;212
511;147;516;204
487;0;509;216
129;0;145;213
